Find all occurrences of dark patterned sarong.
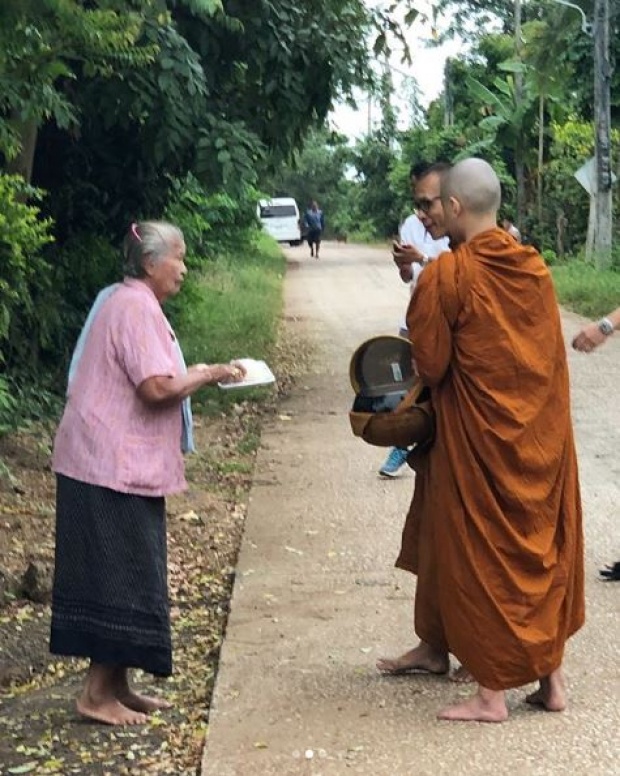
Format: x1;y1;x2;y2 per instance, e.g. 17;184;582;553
50;474;172;676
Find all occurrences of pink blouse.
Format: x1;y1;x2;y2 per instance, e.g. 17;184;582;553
52;279;187;496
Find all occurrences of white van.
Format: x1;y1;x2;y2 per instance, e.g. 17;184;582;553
257;197;302;246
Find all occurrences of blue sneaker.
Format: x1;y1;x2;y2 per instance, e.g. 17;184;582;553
379;447;409;478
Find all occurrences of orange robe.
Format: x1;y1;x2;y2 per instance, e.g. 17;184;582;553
406;228;585;690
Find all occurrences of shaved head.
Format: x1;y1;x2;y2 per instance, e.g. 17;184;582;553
443;158;501;215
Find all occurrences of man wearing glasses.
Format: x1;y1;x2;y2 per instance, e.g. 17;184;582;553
392;161;454;276
379;162;450;478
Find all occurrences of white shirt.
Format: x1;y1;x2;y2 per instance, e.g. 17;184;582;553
506;223;521;242
399;214;449;290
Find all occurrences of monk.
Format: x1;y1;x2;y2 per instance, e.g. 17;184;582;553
403;158;585;722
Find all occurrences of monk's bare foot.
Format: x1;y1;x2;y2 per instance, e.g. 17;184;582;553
449;665;474;684
376;642;449;676
438;686;508;723
77;694;148;726
117;690;173;714
525;669;566;712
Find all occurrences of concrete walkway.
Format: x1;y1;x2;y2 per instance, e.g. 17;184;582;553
201;242;620;776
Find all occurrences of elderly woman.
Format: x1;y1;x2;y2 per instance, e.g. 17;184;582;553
50;220;244;725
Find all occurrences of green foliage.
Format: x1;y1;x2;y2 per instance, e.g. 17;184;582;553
196;117;266;192
461;69;537;174
0;376;17;436
18;0;398;242
172;231;285;412
0;0;157;166
177;0;223;14
551;262;620;318
541;248;558;265
350;133;401;238
0;378;63;438
435;0;553;40
165;174;259;262
163;173;263;333
0;0;421;426
0;175;54;353
540;119;620;255
32;15;211;237
260;126;353;236
174;0;374;169
40;233;121;378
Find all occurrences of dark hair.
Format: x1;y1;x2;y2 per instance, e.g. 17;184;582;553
416;161;452;183
410;161;430;180
521;234;541;252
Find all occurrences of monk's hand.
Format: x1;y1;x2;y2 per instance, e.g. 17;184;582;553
392;241;426;269
572;323;607;353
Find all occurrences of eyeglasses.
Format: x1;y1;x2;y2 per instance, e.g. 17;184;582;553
414;196;441;214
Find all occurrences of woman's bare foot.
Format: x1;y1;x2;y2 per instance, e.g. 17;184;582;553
112;666;172;714
376;642;449;676
449;664;474;684
438;686;508;723
525;668;567;712
77;694;148;726
117;690;173;714
77;663;148;725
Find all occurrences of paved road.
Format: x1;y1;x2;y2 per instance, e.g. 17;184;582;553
201;241;620;776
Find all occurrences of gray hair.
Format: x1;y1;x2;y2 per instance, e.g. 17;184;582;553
122;220;184;278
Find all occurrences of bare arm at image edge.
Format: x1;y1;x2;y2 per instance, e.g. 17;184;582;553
572;306;620;352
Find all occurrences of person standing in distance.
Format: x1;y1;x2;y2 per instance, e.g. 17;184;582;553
304;200;325;259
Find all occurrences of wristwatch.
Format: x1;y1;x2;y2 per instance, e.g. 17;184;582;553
597;317;615;336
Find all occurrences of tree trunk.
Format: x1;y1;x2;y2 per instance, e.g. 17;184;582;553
537;93;544;227
592;0;612;268
556;209;567;258
6;118;38;184
585;195;596;261
514;0;525;227
444;59;454;128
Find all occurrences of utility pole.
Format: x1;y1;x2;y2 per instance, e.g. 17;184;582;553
514;0;526;229
554;0;613;266
444;59;454;128
591;0;612;267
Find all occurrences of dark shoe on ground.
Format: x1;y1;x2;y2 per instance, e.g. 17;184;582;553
599;561;620;581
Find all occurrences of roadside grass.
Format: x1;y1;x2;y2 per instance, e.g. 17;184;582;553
551;261;620;318
172;232;285;413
